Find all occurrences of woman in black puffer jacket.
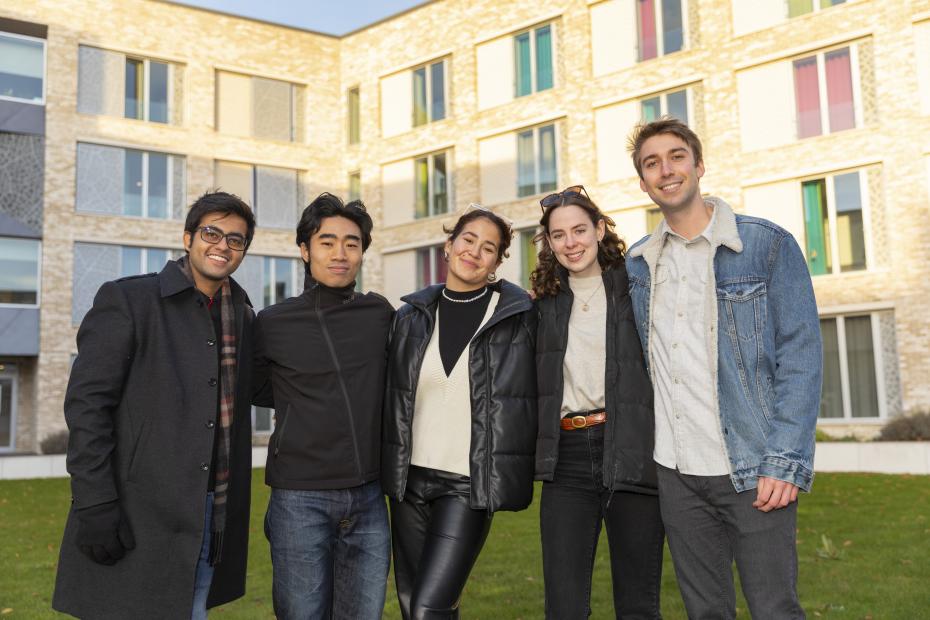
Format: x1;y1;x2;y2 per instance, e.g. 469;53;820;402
382;206;536;620
533;186;664;619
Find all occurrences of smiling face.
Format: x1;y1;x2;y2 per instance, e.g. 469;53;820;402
444;216;503;291
183;212;248;295
300;215;363;288
546;203;606;278
638;132;705;216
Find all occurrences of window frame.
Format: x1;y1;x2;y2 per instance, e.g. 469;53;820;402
119;246;174;278
517;123;559;198
801;168;872;277
636;0;686;62
519;228;539;290
262;256;300;307
0;30;46;106
348;170;361;202
0;363;20;452
639;87;690;125
792;44;862;139
347;85;360;144
122;149;176;220
513;23;556;98
251;406;275;435
414;150;451;219
416;245;446;289
123;56;172;124
0;237;41;309
411;58;448;127
787;0;847;19
817;311;888;422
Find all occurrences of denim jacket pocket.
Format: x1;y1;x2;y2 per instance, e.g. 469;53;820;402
716;280;766;343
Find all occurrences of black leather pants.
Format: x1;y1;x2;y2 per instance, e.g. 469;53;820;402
389;465;493;620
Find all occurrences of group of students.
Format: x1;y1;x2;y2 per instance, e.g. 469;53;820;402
52;118;822;620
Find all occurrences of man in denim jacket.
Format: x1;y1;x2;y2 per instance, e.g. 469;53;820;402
625;118;821;619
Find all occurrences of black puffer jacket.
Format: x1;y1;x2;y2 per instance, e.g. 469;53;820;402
382;280;537;512
535;265;658;494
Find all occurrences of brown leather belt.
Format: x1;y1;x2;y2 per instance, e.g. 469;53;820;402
560;409;606;431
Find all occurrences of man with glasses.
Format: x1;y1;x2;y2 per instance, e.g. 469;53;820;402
55;192;257;619
625;118;821;618
253;193;394;619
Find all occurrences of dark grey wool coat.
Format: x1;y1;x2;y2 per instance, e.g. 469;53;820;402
53;259;255;620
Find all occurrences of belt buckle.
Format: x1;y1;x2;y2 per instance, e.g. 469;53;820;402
571;415;587;429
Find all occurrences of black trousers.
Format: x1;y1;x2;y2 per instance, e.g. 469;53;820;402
540;424;665;619
390;466;493;620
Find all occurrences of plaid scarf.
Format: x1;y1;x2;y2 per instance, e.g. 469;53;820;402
177;256;236;565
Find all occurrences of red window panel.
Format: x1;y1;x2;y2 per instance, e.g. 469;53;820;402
825;47;855;132
638;0;658;61
793;55;822;138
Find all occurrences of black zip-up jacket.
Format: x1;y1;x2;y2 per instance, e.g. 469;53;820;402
535;265;658;494
381;280;538;512
253;284;394;490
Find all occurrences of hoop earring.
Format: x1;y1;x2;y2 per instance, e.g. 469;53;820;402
487;272;497;282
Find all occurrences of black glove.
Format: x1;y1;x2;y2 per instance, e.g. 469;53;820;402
74;500;136;565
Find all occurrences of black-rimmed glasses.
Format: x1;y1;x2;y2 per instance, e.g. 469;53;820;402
539;185;589;211
196;226;249;251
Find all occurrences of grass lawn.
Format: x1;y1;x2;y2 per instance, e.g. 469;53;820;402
1;472;927;618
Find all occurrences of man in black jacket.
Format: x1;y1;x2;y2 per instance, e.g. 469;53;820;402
254;193;394;620
54;192;256;620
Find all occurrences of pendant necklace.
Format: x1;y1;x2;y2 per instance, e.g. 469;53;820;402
578;281;602;312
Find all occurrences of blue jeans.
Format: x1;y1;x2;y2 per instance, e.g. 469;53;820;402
191;492;215;620
265;481;390;620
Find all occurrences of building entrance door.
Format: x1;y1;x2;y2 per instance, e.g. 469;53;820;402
0;364;17;451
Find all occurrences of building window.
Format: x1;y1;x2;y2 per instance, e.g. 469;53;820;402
820;312;883;420
216;71;301;142
641;88;688;124
646;207;664;232
637;0;683;62
517;124;557;198
0;237;40;305
788;0;845;18
263;256;299;307
0;32;45;104
119;246;170;278
347;86;360;144
416;246;448;288
214;161;299;230
412;60;446;126
793;46;856;139
348;171;361;202
415;152;449;218
76;144;185;219
515;24;553;98
520;229;538;290
802;170;867;276
124;57;170;123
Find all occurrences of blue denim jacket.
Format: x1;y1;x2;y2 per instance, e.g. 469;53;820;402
626;197;822;492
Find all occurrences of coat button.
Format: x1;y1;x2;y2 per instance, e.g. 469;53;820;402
208;377;217;386
206;420;215;429
207;339;216;346
200;462;209;471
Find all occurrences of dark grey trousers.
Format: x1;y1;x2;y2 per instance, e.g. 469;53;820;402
656;465;805;620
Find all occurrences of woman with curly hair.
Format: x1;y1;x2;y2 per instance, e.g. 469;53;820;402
532;186;665;618
382;205;537;619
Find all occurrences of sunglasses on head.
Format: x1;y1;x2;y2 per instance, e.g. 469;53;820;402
539;185;589;212
465;202;514;227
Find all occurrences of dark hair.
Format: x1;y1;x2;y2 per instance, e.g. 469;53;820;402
442;208;513;262
184;191;255;246
530;189;626;299
627;116;704;180
295;192;373;250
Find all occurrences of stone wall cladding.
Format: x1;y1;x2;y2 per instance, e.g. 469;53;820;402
0;0;928;448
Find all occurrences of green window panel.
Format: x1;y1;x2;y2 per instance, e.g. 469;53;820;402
535;26;553;92
515;32;532;97
802;179;830;275
412;66;428;127
415;157;429;219
788;0;814;17
641;97;661;122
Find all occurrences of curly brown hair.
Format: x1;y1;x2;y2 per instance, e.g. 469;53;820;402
530;190;626;299
442;207;513;262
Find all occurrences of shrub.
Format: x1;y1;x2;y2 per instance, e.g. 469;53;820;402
39;429;69;454
877;411;930;441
